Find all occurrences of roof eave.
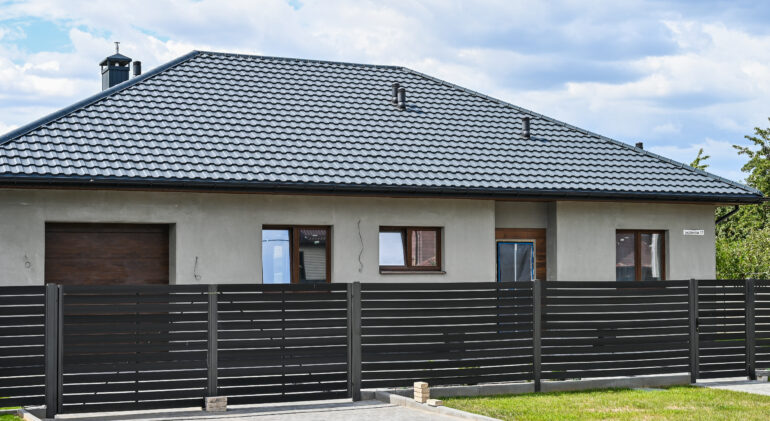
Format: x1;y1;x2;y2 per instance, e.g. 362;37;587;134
0;176;763;204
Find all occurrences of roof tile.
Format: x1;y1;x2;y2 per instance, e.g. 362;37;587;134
0;51;762;200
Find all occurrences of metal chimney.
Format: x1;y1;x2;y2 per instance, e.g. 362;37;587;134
635;142;644;149
522;116;531;139
99;42;132;90
397;87;406;110
133;61;142;77
391;83;400;105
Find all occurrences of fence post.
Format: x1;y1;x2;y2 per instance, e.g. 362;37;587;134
347;282;362;401
45;283;62;418
688;279;699;383
207;284;218;397
745;279;756;380
532;279;542;392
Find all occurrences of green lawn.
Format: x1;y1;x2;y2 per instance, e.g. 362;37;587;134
0;415;21;421
443;386;770;421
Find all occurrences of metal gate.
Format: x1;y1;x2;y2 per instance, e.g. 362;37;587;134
57;283;350;414
696;280;751;379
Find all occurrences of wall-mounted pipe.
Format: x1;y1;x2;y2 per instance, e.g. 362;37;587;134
716;205;739;225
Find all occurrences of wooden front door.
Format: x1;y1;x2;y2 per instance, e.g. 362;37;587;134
495;228;546;281
45;223;170;285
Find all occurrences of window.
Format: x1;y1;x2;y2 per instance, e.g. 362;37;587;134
379;227;441;271
262;226;330;284
616;230;665;281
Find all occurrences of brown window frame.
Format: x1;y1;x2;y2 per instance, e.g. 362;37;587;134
262;225;332;284
379;226;442;272
616;229;666;281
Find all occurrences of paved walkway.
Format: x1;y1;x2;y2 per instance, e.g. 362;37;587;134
55;399;463;421
697;377;770;396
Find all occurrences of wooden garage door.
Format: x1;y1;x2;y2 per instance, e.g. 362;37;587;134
45;223;169;285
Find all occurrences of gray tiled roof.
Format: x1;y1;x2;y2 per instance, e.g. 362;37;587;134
0;51;763;202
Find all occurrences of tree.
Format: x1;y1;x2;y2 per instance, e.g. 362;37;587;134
736;119;770;195
690;148;710;171
704;118;770;278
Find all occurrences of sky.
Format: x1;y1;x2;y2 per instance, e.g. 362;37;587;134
0;0;769;182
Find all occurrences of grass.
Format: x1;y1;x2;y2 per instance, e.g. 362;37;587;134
0;415;21;421
443;386;770;421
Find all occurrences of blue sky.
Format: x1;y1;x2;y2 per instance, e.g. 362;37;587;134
1;0;769;182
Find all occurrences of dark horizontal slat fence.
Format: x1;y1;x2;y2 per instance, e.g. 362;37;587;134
359;282;535;388
697;280;749;379
0;286;46;408
1;279;767;417
60;285;210;413
757;280;770;369
542;281;691;380
216;283;349;405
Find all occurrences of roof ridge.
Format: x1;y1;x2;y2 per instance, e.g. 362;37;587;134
0;50;202;146
399;66;762;197
197;50;403;70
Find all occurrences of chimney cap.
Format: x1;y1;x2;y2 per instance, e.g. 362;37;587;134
100;53;132;67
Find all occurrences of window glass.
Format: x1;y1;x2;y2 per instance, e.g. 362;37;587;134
615;232;636;281
298;228;328;284
411;229;438;267
262;229;291;284
497;242;534;282
379;231;405;266
640;232;664;281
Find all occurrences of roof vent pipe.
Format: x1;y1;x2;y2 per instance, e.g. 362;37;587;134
522;116;531;139
397;87;406;110
391;83;400;105
635;142;644;149
133;61;142;77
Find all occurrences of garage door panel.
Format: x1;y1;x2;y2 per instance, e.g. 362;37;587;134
45;223;169;285
47;232;167;259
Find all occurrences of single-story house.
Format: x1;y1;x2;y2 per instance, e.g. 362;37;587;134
0;50;764;286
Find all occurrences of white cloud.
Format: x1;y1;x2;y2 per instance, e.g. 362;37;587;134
652;123;681;134
649;138;747;182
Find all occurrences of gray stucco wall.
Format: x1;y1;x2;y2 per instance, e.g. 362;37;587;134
0;189;718;285
494;202;548;228
552;201;718;281
0;189;495;285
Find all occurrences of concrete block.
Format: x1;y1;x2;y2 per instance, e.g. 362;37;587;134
205;396;227;412
757;370;769;382
414;381;430;402
428;382;533;398
427;398;443;406
541;374;689;393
